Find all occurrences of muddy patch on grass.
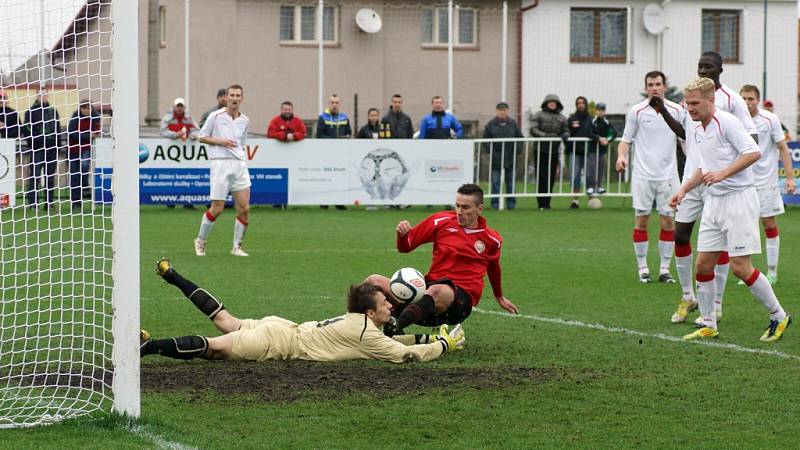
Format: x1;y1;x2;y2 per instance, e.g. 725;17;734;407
142;361;567;403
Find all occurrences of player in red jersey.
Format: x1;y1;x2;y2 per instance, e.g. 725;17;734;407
366;184;518;334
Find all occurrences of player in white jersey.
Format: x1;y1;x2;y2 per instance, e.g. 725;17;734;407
655;52;758;324
616;71;682;284
194;84;252;257
669;78;790;342
738;85;796;284
141;259;465;363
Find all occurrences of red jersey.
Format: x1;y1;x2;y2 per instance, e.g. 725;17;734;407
396;211;503;306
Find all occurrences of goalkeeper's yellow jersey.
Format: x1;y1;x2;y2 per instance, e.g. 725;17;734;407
231;313;446;364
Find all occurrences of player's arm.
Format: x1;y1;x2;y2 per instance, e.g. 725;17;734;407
362;329;460;363
732;96;759;144
486;242;518;314
669;168;703;210
396;216;437;253
615;108;637;172
778;139;796;194
649;97;685;140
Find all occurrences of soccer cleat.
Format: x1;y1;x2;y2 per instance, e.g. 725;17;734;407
194;238;206;256
683;327;719;341
693;310;722;327
231;246;249;257
659;273;676;284
639;272;652;284
766;274;778;285
671;300;698;323
760;315;791;342
140;329;151;355
155;257;173;278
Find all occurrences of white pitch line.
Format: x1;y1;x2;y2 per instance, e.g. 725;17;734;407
127;424;198;450
473;307;800;361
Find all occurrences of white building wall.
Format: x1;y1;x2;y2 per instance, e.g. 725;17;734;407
522;0;797;133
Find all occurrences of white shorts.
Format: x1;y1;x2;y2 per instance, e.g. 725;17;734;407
210;159;251;200
697;187;761;257
757;185;785;218
675;184;706;224
632;176;678;217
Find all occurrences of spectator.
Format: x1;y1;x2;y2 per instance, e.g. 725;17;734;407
23;90;61;210
357;108;381;139
317;95;351;210
199;88;227;129
763;99;791;140
66;100;100;211
419;96;462;139
587;102;617;196
482;102;523;210
161;97;199;209
566;96;592;209
316;94;351;139
267;101;306;142
381;94;414;138
529;94;569;210
0;90;21;139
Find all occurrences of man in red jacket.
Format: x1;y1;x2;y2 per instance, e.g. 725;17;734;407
366;184;519;334
267;101;306;142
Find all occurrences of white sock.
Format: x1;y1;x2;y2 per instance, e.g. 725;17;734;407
714;260;729;312
633;229;649;272
696;275;717;329
746;270;786;321
766;235;779;277
233;217;247;248
198;211;216;241
675;245;694;301
658;241;674;274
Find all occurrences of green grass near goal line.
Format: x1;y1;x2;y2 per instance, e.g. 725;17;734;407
3;196;800;449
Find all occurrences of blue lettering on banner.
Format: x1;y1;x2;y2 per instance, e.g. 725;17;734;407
93;168;289;205
783;142;800;205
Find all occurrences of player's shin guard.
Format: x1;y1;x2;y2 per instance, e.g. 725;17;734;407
188;288;226;319
675;243;694;300
140;336;208;360
765;227;779;277
658;229;674;274
714;252;729;312
396;294;436;330
198;211;216;240
696;273;717;328
744;269;786;321
633;229;649;272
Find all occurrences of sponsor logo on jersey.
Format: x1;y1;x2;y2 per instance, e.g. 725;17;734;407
446;227;459;233
474;240;485;254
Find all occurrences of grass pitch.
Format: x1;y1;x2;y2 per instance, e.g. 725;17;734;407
4;197;800;449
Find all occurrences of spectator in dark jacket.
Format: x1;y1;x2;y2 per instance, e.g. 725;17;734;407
419;96;463;139
357;108;382;139
0;90;21;139
483;102;523;210
267;101;306;142
24;91;61;209
67;100;101;210
199;88;227;129
381;94;414;138
587;103;617;195
529;94;568;210
316;94;351;139
566;96;592;209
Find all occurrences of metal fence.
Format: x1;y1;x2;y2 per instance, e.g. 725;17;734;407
474;137;632;209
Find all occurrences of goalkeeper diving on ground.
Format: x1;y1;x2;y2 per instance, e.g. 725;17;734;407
140;259;465;364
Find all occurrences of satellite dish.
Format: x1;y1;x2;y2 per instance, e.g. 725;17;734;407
643;4;666;35
356;8;382;34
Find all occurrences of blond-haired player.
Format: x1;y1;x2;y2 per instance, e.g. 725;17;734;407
141;259;465;363
669;78;791;342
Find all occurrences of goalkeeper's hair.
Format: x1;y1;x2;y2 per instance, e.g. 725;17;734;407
457;183;484;205
347;282;383;314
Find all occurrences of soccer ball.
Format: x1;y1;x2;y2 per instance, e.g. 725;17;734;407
389;267;426;303
588;197;603;209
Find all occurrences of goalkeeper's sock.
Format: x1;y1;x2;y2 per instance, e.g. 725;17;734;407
233;217;247;248
140;336;208;360
396;294;436;330
198;211;216;240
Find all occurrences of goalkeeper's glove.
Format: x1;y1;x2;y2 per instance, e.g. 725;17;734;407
435;324;465;353
383;316;404;337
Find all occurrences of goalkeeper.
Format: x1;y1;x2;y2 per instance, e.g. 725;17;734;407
141;259;465;364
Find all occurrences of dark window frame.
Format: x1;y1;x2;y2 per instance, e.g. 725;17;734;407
701;9;741;64
569;7;627;64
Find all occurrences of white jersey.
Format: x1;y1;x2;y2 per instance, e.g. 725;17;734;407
751;108;786;188
198;108;249;160
621;98;684;181
689;109;760;196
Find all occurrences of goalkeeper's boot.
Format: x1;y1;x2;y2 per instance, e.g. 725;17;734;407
671;299;698;323
140;329;152;356
683;326;719;341
231;246;249;257
194;238;206;256
155;258;174;279
760;315;791;342
693;310;722;327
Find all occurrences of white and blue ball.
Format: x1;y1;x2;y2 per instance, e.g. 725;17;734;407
389;267;426;303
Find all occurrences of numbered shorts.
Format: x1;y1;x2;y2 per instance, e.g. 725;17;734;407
675;184;706;224
632;176;678;216
230;316;301;362
210;159;251;200
757;185;785;218
697;187;761;257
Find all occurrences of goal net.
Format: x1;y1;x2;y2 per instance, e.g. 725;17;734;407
0;0;139;427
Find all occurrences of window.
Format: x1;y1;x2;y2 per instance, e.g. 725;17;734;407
570;8;627;63
279;5;338;44
421;7;478;47
158;6;167;48
702;10;741;63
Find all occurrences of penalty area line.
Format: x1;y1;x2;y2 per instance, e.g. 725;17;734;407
473;307;800;361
